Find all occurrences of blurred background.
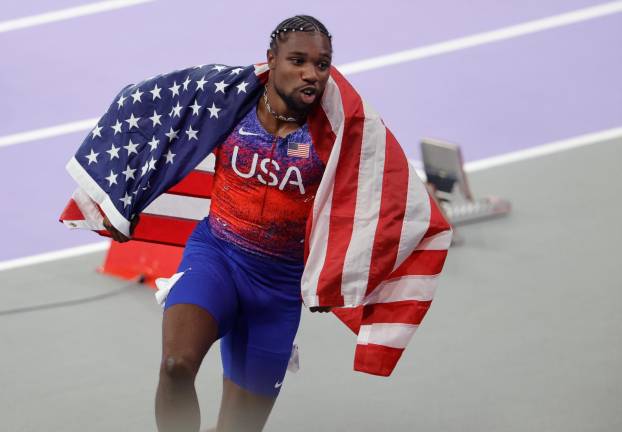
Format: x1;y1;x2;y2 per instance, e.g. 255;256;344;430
1;1;620;431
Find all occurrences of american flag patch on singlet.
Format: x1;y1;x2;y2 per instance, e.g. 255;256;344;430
287;142;310;158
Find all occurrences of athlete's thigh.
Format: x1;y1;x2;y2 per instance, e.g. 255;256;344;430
161;221;240;363
161;304;219;367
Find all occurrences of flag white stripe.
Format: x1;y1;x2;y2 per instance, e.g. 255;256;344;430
62;219;97;230
301;77;343;306
71;188;105;230
364;275;438;304
194;153;216;172
341;102;386;301
143;194;210;220
394;162;432;271
416;230;453;251
66;156;131;235
357;323;418;349
253;64;270;76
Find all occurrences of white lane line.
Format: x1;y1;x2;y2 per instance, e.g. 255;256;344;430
411;126;622;177
339;1;622;75
464;127;622;172
0;118;99;149
0;242;109;272
1;2;621;149
0;0;155;33
1;126;620;272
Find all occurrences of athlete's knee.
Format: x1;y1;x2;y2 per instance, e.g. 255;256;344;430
160;354;200;380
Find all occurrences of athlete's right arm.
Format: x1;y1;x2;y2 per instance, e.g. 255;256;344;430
102;215;139;243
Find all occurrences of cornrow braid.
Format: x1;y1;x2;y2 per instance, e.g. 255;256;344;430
269;15;332;51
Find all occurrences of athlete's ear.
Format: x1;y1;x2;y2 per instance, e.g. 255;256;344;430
267;48;276;70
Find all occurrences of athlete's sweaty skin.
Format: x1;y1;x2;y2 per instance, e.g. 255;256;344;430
100;27;335;432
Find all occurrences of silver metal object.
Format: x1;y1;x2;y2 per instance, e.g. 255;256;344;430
421;138;511;226
263;88;299;122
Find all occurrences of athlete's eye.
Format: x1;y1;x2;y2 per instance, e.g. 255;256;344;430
290;57;304;65
318;61;330;71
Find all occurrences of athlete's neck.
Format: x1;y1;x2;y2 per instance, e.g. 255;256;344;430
257;84;306;138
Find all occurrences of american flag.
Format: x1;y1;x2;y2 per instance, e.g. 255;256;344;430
60;63;452;377
287;142;310;158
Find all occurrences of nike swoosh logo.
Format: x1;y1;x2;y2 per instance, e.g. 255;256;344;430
239;127;260;136
274;381;283;388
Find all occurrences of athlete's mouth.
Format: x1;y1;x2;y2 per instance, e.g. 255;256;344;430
299;86;318;104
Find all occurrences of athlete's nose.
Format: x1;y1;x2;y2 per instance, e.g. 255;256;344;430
301;63;318;83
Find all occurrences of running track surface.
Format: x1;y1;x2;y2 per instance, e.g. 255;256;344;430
0;0;620;262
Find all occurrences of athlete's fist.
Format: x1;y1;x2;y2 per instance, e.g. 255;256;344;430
102;215;139;243
309;306;332;313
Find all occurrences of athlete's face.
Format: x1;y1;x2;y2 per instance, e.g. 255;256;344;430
267;31;332;114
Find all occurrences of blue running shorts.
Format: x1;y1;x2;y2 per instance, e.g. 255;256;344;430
163;218;303;397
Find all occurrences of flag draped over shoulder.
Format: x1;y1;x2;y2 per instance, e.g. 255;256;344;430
60;63;452;377
62;64;262;238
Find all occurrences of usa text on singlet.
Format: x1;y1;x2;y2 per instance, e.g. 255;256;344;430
209;107;326;262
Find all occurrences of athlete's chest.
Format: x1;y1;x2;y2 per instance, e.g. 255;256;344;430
215;111;325;195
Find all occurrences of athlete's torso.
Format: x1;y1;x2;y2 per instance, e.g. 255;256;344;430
208;106;325;261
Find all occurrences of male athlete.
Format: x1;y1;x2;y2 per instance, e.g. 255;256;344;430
104;15;334;432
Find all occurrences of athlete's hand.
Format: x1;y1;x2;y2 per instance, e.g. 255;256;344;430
309;306;332;313
102;215;139;243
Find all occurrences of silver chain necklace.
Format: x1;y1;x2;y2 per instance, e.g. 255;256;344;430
263;87;299;122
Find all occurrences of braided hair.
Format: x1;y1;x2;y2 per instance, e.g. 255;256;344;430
269;15;332;52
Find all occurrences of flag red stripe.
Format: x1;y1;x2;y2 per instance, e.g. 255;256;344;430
59;198;85;221
166;170;213;198
332;306;364;334
389;250;448;277
130;214;197;246
360;300;432;326
255;66;269;84
307;105;336;166
316;70;366;306
365;129;409;296
425;195;452;238
354;343;404;377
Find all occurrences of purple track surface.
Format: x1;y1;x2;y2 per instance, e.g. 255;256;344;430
0;0;620;262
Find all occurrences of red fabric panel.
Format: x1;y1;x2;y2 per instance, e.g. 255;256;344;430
361;301;431;326
315;69;366;306
354;343;404;377
307;104;336;166
425;194;452;238
365;128;409;295
332;306;364;334
131;214;198;247
58;198;83;221
389;250;448;277
100;240;183;287
166;170;213;198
